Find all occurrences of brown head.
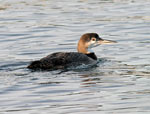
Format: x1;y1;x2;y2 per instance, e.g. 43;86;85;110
77;33;116;54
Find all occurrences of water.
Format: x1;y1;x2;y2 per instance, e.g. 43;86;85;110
0;0;150;113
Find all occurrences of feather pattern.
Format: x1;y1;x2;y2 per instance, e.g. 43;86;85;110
28;52;96;70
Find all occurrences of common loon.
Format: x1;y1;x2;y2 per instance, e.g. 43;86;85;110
27;33;116;70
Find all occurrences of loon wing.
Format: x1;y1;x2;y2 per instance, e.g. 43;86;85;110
28;52;94;70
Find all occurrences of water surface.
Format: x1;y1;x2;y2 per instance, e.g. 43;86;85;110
0;0;150;114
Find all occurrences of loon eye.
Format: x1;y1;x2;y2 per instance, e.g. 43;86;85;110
91;38;96;41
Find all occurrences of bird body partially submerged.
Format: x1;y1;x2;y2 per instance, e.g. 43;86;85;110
28;33;116;70
27;52;97;70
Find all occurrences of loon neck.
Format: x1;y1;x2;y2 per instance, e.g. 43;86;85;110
85;53;97;60
77;39;89;54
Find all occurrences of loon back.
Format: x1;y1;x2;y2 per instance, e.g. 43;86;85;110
27;52;96;70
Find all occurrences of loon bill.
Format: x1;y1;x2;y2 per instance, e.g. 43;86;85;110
27;33;116;70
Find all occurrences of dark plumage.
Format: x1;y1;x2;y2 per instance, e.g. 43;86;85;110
27;52;96;70
27;33;116;70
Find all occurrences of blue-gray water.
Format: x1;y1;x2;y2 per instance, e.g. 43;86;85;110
0;0;150;114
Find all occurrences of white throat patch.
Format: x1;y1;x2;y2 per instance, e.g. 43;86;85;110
86;40;100;53
87;48;94;53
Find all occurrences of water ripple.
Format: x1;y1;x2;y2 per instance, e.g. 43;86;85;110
0;0;150;113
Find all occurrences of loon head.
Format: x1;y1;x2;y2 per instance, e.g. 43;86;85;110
77;33;116;54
